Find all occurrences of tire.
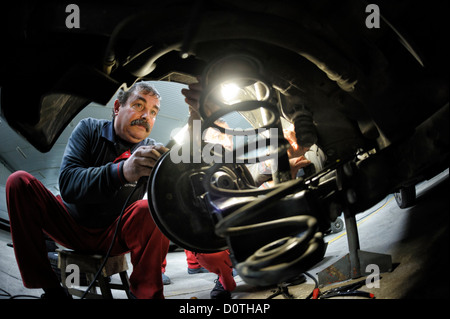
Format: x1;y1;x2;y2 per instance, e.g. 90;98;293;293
330;217;344;234
394;185;416;209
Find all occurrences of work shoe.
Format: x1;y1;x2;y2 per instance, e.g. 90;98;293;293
162;273;171;285
188;267;209;274
210;278;231;299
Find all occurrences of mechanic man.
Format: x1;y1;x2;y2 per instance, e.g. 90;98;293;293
6;81;170;299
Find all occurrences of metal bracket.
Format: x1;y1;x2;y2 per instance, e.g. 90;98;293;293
318;209;392;285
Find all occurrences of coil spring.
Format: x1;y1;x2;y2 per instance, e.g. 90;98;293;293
213;177;324;286
199;72;325;286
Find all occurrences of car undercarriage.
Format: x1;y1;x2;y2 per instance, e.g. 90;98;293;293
1;0;448;287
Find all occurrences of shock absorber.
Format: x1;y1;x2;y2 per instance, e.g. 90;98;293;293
291;105;318;149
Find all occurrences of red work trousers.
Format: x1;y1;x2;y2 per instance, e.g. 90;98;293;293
6;171;169;299
185;250;201;269
194;250;236;292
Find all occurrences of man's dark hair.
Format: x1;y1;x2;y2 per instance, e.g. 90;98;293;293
114;81;161;117
117;81;161;104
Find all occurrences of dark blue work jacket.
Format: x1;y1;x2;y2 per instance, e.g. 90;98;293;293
59;118;156;228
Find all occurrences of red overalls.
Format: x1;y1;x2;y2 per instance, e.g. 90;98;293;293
185;249;236;291
6;170;169;299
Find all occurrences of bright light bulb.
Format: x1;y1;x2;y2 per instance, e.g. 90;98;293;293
221;83;240;103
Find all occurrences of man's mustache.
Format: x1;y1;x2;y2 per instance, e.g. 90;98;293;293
131;119;150;132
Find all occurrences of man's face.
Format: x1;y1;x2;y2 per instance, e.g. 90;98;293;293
113;90;160;144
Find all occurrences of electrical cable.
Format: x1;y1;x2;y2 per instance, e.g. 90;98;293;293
80;139;164;298
304;271;319;299
80;179;143;299
80;140;162;298
0;287;40;299
0;288;10;298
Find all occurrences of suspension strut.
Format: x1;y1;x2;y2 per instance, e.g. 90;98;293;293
198;54;326;286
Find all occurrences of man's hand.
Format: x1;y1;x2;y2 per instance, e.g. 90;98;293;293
289;155;311;179
181;81;202;124
181;79;223;127
283;126;309;158
122;145;169;183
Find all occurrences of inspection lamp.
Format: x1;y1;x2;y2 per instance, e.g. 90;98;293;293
199;54;277;134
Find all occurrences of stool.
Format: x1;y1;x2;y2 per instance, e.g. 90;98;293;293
57;249;131;299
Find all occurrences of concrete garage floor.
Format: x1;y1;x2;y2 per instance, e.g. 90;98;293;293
0;169;448;301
